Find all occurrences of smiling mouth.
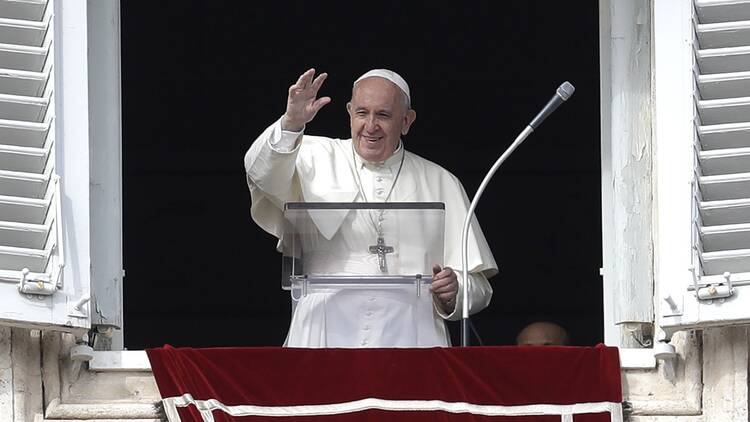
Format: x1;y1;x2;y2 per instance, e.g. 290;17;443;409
363;136;382;143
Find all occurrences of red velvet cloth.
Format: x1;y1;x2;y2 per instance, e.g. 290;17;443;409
146;345;622;422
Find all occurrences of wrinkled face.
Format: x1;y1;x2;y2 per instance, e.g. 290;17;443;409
347;77;416;163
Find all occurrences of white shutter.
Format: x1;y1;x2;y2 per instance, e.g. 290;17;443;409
0;0;92;331
656;0;750;333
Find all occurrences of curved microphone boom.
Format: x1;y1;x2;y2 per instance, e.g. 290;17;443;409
460;81;575;347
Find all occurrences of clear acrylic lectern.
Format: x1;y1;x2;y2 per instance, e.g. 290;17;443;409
281;202;445;301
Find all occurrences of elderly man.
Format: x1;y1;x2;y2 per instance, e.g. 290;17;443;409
244;68;497;347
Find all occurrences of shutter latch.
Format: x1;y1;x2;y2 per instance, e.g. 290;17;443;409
694;271;735;302
17;268;57;296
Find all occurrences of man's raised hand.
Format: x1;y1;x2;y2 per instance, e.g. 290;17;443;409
281;68;331;132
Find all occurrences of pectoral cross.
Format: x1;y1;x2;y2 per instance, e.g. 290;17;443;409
369;236;394;273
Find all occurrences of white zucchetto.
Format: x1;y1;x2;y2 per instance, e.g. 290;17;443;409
353;69;411;107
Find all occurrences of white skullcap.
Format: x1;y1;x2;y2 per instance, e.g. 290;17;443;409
353;69;411;107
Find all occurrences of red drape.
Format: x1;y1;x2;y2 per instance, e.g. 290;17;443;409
146;345;622;422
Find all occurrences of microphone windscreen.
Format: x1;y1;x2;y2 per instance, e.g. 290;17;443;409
557;82;575;101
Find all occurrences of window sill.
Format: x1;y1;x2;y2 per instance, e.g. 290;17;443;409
89;350;151;372
618;347;656;369
89;347;657;372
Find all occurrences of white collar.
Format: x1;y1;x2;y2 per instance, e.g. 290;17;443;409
353;140;404;171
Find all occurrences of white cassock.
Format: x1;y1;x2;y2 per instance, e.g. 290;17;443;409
244;119;498;348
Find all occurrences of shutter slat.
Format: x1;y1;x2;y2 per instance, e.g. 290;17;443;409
0;119;49;148
697;0;750;24
0;42;47;72
0;92;47;122
697;20;750;49
698;96;750;124
0;244;49;272
0;220;48;249
0;143;47;173
699;172;750;200
699;147;750;174
0;17;46;47
0;0;47;22
698;71;750;99
0;168;47;198
701;222;750;250
703;248;750;274
0;194;48;224
0;68;47;96
700;197;750;225
699;122;750;149
698;46;750;74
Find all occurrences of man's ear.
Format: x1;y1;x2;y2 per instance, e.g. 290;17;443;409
346;102;352;117
401;109;417;135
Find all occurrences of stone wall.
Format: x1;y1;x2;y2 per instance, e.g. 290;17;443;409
0;326;747;421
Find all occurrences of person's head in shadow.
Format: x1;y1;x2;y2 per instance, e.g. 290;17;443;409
516;321;570;346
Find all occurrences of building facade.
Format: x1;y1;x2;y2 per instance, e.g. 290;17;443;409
2;0;749;420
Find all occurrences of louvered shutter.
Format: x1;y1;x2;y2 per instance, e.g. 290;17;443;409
657;0;750;332
0;0;92;331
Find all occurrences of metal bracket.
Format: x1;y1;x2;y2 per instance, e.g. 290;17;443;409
663;294;682;316
694;271;735;303
622;401;633;417
17;268;57;296
67;294;90;318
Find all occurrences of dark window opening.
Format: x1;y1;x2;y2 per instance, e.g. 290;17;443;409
121;1;602;349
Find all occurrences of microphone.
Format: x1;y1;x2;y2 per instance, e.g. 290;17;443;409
460;81;575;347
528;82;576;130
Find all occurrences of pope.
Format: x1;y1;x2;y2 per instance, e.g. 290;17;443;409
244;68;498;347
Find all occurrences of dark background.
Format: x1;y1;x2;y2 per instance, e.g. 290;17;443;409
120;1;603;349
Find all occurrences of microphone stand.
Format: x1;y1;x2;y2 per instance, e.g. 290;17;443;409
460;82;575;346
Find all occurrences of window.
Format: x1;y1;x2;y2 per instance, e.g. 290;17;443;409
3;2;605;350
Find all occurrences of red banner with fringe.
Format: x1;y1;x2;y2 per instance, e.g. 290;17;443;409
146;345;622;422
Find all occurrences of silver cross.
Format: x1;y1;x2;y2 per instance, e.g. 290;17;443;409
369;236;394;273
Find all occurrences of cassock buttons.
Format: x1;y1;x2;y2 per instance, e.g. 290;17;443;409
376;176;383;182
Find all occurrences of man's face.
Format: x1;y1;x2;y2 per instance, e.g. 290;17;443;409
347;77;416;163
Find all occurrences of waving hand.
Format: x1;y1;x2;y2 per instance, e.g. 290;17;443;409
280;68;331;132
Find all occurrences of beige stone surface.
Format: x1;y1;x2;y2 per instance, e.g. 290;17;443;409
623;331;702;416
2;325;750;421
0;327;12;421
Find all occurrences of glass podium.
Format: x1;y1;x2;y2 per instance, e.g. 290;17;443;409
281;202;445;301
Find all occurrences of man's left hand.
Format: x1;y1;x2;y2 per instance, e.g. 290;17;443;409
431;264;458;313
